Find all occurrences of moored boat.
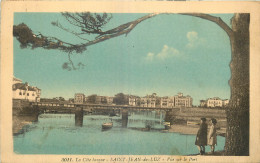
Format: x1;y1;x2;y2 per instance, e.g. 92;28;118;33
163;122;171;130
187;121;200;126
102;122;113;130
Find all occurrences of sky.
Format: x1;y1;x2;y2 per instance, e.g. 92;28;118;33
14;13;233;105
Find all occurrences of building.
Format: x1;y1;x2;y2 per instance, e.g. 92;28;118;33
12;77;41;102
129;96;137;106
95;96;107;104
207;97;223;107
174;93;193;107
106;96;114;104
94;96;114;104
140;93;157;107
129;95;140;106
200;97;230;108
74;93;85;104
160;96;170;108
134;92;193;108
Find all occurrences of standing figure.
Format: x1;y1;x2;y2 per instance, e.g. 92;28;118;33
208;118;217;154
195;118;208;155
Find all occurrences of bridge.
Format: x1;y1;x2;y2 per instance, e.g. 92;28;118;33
31;102;178;113
29;101;177;128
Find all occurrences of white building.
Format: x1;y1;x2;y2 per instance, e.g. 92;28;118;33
200;97;230;108
12;77;41;102
140;94;157;107
207;97;223;107
129;95;138;106
74;93;85;104
174;93;193;107
160;96;170;108
106;96;114;104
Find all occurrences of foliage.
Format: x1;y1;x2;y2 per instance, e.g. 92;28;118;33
113;93;129;105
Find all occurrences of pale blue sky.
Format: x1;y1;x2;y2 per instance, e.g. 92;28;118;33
14;13;233;105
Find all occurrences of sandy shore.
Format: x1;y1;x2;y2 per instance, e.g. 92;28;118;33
168;124;199;135
168;124;226;137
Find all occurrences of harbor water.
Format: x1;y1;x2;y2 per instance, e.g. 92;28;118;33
13;110;225;155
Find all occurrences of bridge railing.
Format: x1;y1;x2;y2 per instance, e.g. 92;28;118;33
31;102;75;108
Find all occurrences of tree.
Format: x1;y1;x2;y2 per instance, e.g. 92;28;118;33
113;93;129;105
13;13;249;155
58;97;65;101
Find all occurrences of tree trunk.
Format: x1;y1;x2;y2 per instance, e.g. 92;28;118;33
225;13;250;156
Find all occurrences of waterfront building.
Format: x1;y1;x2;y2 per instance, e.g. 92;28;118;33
207;97;223;107
129;95;140;106
168;96;175;107
138;92;192;108
95;96;106;104
174;93;193;107
129;96;136;106
12;77;41;102
94;96;114;104
74;93;85;104
95;96;102;104
200;97;229;108
106;96;114;104
140;93;157;107
160;96;170;108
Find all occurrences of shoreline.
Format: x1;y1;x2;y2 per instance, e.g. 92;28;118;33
168;124;226;137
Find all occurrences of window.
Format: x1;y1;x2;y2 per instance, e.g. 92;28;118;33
23;92;25;95
32;94;35;96
27;93;29;96
19;92;22;95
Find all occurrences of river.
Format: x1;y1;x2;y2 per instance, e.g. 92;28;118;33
13;110;225;155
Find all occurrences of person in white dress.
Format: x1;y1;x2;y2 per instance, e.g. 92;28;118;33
208;118;217;154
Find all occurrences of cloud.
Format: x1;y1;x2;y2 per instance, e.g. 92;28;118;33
186;31;204;48
146;45;181;61
157;45;180;60
145;52;155;61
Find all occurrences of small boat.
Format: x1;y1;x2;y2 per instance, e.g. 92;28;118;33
187;121;200;126
163;122;171;126
102;122;113;130
163;122;171;130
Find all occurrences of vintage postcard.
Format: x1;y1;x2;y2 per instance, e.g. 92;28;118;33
1;1;260;163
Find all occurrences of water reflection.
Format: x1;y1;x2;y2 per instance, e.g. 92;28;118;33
83;109;166;130
121;109;128;128
75;108;83;127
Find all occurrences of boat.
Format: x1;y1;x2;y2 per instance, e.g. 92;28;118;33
187;121;200;126
163;122;171;130
102;122;113;130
